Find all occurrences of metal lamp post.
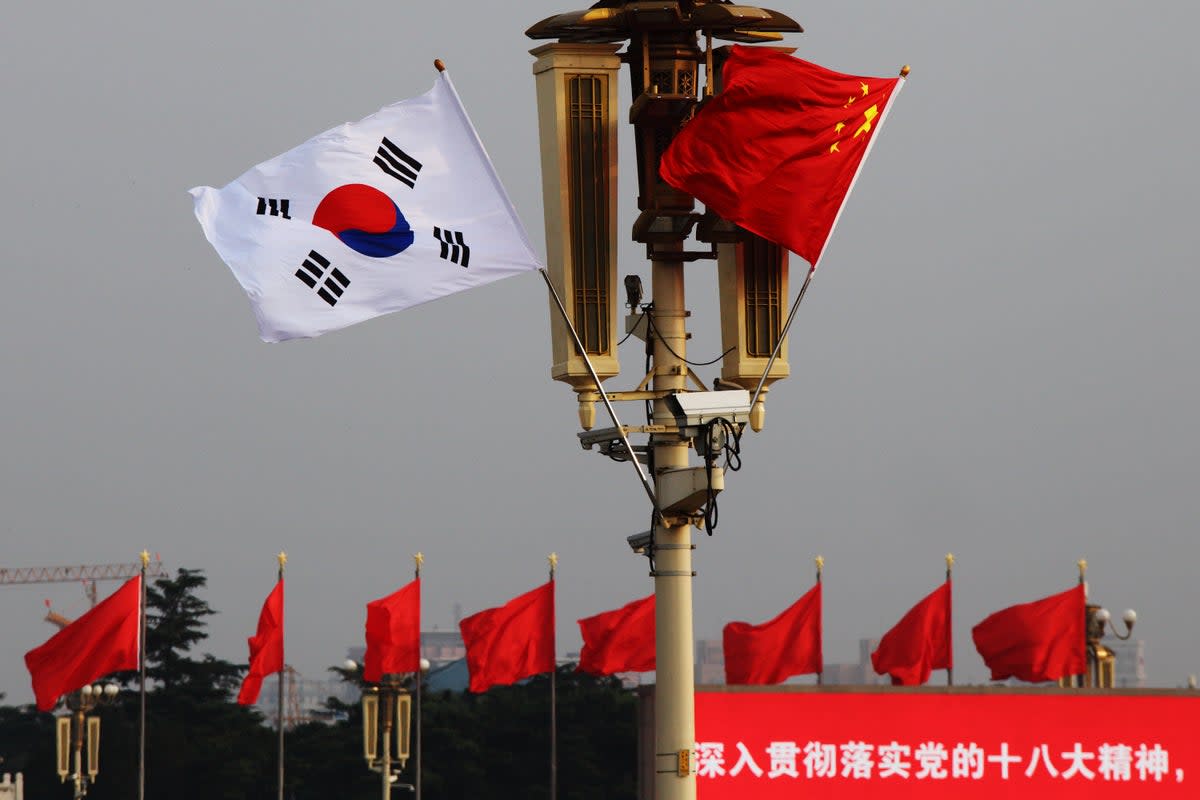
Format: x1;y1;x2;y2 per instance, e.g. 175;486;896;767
346;662;414;799
55;683;119;799
527;4;802;799
1085;604;1137;688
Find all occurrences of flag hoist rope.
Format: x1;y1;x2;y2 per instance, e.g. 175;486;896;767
751;66;910;412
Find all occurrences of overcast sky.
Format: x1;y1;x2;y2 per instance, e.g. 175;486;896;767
2;1;1197;704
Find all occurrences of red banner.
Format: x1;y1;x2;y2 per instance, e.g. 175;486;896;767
695;689;1197;797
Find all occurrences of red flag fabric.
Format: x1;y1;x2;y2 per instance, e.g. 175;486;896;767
577;594;655;676
871;580;953;686
237;579;284;705
723;583;822;685
363;578;420;682
660;46;902;267
460;580;555;693
971;584;1085;683
25;575;141;712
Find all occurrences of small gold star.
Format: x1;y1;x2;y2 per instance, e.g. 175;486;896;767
860;81;869;96
829;142;840;153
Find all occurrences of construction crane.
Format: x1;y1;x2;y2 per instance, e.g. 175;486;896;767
1;559;168;627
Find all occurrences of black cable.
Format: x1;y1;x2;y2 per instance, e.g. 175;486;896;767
645;313;735;367
700;417;743;535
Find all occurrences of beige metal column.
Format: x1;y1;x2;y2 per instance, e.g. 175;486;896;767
651;254;695;800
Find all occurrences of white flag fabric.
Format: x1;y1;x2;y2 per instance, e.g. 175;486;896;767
191;71;542;342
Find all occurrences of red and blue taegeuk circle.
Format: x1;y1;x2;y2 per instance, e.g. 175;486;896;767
311;184;414;258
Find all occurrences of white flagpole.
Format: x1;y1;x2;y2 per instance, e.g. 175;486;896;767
750;67;910;411
138;550;149;800
539;268;660;515
276;552;287;800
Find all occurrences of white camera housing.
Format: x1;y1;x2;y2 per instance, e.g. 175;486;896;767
664;389;751;429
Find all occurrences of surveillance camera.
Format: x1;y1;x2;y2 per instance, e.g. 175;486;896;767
627;530;654;554
664;389;751;430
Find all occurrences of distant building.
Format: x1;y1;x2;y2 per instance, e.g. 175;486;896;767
255;669;357;727
1109;639;1147;688
695;638;725;685
695;637;889;686
823;639;887;686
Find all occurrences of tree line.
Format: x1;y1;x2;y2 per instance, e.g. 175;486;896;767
0;569;638;800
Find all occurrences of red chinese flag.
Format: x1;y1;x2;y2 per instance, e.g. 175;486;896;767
237;579;284;705
660;46;902;267
363;578;420;682
460;580;555;693
971;584;1085;683
723;583;822;685
25;576;141;712
577;594;655;676
871;580;953;686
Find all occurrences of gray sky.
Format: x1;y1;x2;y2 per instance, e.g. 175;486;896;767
2;1;1197;704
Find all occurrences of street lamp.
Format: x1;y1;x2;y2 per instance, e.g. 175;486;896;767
345;661;414;798
1085;603;1137;688
55;683;119;799
527;5;802;800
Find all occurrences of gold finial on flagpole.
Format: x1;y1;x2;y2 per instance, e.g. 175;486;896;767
277;552;287;569
414;552;424;577
945;552;955;574
434;59;446;73
140;550;150;569
548;552;558;579
815;555;824;582
899;65;911;78
1077;558;1087;582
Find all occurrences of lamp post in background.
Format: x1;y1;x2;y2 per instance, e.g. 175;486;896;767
1085;603;1137;688
527;4;802;799
55;683;118;799
345;661;414;799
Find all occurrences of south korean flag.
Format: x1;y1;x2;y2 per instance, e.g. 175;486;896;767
190;69;542;342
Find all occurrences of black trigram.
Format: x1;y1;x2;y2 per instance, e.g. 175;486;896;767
294;250;350;307
434;227;470;268
256;197;292;219
374;137;422;188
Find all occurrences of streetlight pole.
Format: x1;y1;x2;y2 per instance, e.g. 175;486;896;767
528;7;803;800
55;683;118;799
649;250;697;797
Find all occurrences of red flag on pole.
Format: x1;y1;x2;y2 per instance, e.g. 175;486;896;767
971;584;1085;683
460;581;555;693
237;578;284;705
577;594;655;676
25;576;141;712
363;578;420;682
660;46;904;267
723;583;822;685
871;580;953;686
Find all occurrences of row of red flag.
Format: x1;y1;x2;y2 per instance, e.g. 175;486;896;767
25;571;1089;711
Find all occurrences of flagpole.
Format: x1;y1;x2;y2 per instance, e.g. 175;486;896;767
750;65;911;415
277;552;287;800
414;552;424;800
548;553;558;800
1077;558;1088;688
945;553;955;687
138;550;149;800
539;267;660;518
815;556;824;687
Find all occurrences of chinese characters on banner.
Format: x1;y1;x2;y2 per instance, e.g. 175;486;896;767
695;690;1196;798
